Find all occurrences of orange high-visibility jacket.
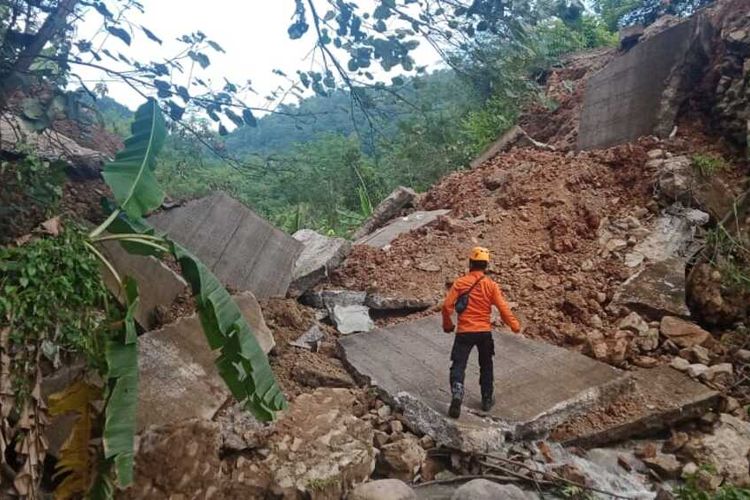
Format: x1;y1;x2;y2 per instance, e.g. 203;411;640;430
442;271;521;334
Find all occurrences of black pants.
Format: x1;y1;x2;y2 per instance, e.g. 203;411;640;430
449;332;494;398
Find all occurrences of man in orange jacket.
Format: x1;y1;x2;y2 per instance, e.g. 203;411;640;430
442;246;521;418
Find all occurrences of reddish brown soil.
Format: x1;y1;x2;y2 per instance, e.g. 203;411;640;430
260;298;357;400
332;142;658;348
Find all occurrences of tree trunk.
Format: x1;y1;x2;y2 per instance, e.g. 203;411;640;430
0;0;80;112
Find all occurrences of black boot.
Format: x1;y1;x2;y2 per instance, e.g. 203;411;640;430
481;394;495;412
448;382;464;418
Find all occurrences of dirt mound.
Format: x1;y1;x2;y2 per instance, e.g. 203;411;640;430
261;298;356;398
332;142;662;351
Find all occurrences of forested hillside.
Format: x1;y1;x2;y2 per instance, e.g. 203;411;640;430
142;14;619;236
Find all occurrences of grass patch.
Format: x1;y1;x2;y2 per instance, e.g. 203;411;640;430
692;153;730;178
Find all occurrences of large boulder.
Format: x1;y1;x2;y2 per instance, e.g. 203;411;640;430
683;414;750;486
687;262;750;327
227;388;376;499
376;435;427;482
289;229;352;297
349;480;416;500
451;480;538;500
352;187;416;240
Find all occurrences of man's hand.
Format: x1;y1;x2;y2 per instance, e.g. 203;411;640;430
443;323;455;334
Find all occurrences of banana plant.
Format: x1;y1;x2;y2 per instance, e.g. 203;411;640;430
76;99;286;492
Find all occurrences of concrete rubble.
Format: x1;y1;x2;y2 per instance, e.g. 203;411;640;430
288;229;351;297
149;192;303;299
355;209;451;249
289;323;326;351
0;115;108;171
352;186;417;240
100;240;188;329
331;304;374;335
340;315;631;452
137;291;274;431
303;288;435;313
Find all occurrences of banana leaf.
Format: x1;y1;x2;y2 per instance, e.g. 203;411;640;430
173;243;287;420
102;276;139;487
101;99;166;219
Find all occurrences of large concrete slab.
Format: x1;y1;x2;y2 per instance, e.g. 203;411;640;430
148;192;303;299
100;240;188;329
578;18;696;150
355;210;450;249
552;365;720;448
339;316;630;452
137;292;274;431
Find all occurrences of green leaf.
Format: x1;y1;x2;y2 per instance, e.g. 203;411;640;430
173;244;287;421
106;26;132;46
101;99;166;218
102;277;139;488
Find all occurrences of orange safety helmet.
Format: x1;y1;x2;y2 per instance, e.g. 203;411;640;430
469;246;490;262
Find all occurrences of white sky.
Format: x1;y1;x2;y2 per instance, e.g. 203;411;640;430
75;0;442;112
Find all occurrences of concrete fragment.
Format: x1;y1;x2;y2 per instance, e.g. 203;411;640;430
137;292;273;431
340;316;630;452
0;115;107;172
452;480;538;500
149;192;303;298
376;436;427;481
301;289;367;309
288;229;351;297
356;210;451;249
612;257;690;320
557;366;720;448
331;304;374;334
683;414;750;486
289;324;325;351
100;240;188;329
365;294;437;311
660;316;710;348
578;18;698;149
350;480;416;500
352;186;417;240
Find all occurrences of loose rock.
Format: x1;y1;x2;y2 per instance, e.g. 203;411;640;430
451;480;538;500
376;435;427;482
683;414;750;486
643;453;682;480
349;479;416;500
660;317;710;348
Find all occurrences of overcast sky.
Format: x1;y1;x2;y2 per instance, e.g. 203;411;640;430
75;1;442;112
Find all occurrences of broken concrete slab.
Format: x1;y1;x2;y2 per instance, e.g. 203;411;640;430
578;18;699;149
624;205;700;266
612;256;691;320
331;304;374;335
100;240;188;329
554;366;720;448
289;324;325;351
0;115;107;172
356;210;451;249
365;294;437;312
301;289;367;310
148;192;303;299
137;292;273;431
340;316;630;452
352;187;417;240
288;229;351;297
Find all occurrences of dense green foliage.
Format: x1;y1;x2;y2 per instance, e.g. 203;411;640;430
151;13;616;236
